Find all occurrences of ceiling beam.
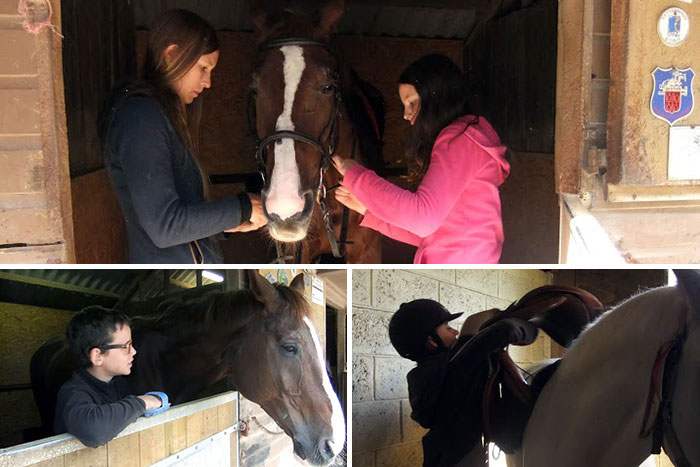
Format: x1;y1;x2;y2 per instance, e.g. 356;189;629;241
0;271;121;298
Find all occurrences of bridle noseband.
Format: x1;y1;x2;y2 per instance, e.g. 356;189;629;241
249;38;353;263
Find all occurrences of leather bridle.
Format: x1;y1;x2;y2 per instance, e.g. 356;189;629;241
249;38;352;263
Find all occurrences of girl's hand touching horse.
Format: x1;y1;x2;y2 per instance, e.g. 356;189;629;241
226;193;268;233
335;183;367;215
331;155;359;176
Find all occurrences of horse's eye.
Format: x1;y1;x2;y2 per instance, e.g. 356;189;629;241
281;343;298;355
321;84;335;95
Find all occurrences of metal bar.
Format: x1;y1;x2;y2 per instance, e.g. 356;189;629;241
0;384;32;392
115;270;153;308
0;272;121;298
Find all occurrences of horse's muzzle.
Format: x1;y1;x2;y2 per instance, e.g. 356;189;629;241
264;189;315;242
293;437;338;466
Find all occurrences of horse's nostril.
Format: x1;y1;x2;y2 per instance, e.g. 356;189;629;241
293;440;307;460
318;437;335;461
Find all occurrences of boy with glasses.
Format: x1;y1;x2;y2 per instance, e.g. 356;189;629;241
54;306;168;447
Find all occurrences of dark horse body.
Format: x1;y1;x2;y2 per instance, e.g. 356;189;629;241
250;0;384;263
31;271;345;466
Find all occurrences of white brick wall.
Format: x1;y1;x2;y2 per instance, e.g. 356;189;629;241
352;269;552;466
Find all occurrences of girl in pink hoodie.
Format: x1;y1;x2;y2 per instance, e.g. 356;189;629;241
333;54;510;264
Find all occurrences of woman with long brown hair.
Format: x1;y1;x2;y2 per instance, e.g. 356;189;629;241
99;9;266;263
332;54;510;264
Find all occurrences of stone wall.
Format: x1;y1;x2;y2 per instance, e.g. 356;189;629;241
351;269;552;466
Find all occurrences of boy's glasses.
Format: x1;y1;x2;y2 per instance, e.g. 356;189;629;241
100;339;133;353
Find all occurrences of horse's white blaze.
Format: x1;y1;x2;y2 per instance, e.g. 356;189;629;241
303;316;345;454
266;45;305;220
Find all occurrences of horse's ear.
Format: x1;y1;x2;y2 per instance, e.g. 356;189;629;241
250;0;285;45
674;269;700;317
290;273;305;294
313;0;344;41
247;270;282;312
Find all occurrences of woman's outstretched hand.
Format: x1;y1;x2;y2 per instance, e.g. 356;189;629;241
226;193;268;233
335;183;367;215
331;155;359;176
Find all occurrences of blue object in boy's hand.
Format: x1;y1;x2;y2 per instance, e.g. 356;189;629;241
142;391;171;417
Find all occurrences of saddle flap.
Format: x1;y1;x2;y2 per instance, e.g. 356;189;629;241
639;336;683;437
482;285;605;348
481;351;534;454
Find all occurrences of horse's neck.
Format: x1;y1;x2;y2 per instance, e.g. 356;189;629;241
131;292;262;399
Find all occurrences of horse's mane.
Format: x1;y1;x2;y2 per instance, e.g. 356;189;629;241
143;285;311;332
275;283;313;321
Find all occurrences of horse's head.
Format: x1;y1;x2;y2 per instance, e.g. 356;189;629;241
249;0;345;242
229;270;345;465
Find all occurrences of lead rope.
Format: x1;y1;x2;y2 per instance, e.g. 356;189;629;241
188;240;204;264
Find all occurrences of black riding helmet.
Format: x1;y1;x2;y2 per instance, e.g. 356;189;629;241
389;299;462;361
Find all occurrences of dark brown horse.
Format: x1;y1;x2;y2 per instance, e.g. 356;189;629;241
30;270;344;466
249;0;384;263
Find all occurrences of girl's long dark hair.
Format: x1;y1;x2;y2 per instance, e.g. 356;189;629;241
99;9;218;191
399;54;474;186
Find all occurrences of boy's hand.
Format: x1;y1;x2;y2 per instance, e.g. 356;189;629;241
138;394;162;410
140;392;171;417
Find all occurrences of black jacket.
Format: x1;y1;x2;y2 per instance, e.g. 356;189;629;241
54;369;146;447
101;92;251;263
407;318;539;466
408;336;487;467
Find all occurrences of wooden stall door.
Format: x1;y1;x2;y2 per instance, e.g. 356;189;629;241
465;0;559;263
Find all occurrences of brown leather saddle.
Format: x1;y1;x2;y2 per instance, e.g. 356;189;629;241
474;285;604;454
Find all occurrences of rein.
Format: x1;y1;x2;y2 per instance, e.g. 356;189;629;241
640;329;692;467
250;37;353;263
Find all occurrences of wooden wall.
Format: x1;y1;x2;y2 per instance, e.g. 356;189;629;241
465;0;559;263
465;0;557;154
0;0;73;263
61;0;135;177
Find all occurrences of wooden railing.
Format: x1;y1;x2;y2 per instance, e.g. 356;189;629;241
0;391;239;467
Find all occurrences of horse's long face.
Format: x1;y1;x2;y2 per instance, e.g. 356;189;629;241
252;43;340;242
234;272;345;465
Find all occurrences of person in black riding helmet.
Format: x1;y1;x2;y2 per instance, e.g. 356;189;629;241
389;299;538;466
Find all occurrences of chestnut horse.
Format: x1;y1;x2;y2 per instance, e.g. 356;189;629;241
30;270;344;466
518;270;700;467
249;0;383;263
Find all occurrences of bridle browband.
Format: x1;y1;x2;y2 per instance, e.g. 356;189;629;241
249;37;353;263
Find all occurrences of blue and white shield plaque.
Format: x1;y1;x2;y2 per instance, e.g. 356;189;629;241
650;67;695;125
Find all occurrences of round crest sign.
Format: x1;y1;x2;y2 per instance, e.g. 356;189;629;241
658;7;690;47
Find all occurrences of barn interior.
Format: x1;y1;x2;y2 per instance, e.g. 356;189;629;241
0;268;347;467
62;0;559;264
